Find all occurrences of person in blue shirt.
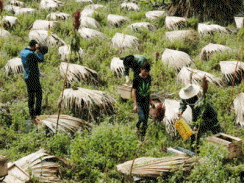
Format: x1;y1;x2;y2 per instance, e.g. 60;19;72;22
120;55;148;84
20;40;45;122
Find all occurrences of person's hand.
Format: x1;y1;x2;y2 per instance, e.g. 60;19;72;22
133;105;138;113
177;111;182;117
150;102;155;109
193;127;197;131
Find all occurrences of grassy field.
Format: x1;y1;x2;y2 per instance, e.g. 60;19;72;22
0;0;244;182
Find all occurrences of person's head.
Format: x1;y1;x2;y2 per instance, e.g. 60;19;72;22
179;84;201;105
121;55;134;68
29;40;38;50
140;62;151;78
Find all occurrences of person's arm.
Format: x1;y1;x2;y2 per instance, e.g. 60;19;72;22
132;88;138;113
35;44;45;63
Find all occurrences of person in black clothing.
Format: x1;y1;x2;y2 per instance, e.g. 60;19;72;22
120;55;148;84
132;62;154;140
20;40;46;123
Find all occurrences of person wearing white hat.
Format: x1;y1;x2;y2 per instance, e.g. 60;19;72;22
177;83;223;153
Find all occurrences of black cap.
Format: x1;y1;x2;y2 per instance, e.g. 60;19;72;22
29;39;38;47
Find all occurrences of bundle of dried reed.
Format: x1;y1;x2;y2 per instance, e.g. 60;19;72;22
57;87;116;121
60;62;98;85
200;43;232;60
219;61;244;85
177;67;223;86
4;57;23;76
165;16;187;30
38;114;92;134
117;155;198;178
161;49;193;71
107;14;130;27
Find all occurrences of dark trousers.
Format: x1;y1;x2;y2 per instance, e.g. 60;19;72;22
190;121;223;151
25;78;42;119
136;102;150;137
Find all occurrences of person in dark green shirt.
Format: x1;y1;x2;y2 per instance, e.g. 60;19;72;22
177;84;223;152
132;62;155;141
120;55;148;84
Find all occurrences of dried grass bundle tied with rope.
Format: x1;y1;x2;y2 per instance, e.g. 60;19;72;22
219;61;244;85
165;30;194;42
7;0;25;7
38;114;92;134
5;148;68;183
107;14;131;27
30;20;60;30
233;93;244;127
110;57;124;77
177;67;223;86
198;23;229;36
161;49;193;71
58;45;85;61
111;33;141;52
167;0;243;23
57;87;116;121
128;22;156;32
234;17;244;29
80;16;101;29
0;28;11;38
145;10;166;20
46;11;71;20
4;57;24;76
60;62;99;86
120;2;139;11
117;155;198;178
78;27;107;39
200;43;232;61
165;16;187;30
1;16;18;28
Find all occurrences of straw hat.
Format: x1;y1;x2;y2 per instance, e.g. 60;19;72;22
179;84;201;99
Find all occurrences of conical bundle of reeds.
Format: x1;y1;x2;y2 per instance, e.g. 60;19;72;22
234;17;244;29
58;45;85;61
46;11;71;20
76;0;93;3
29;30;65;47
121;2;139;11
80;8;95;17
161;48;193;71
30;20;59;30
60;62;99;85
83;4;104;11
200;43;232;60
233;93;244;127
7;0;25;7
128;22;156;32
198;23;229;36
165;30;193;42
4;57;23;76
167;0;242;23
1;16;18;28
40;0;64;10
14;7;35;15
117;154;198;178
177;67;223;86
11;148;68;182
80;16;101;29
78;27;107;39
0;28;11;38
110;57;125;77
107;14;131;27
57;87;116;121
219;61;244;85
111;33;141;52
38;114;92;134
163;99;192;138
145;10;166;20
165;16;187;30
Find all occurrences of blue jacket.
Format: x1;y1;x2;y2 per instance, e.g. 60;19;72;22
20;47;45;80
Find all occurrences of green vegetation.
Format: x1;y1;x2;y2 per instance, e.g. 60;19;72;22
0;0;243;183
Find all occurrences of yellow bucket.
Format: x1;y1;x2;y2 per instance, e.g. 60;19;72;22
174;118;193;140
